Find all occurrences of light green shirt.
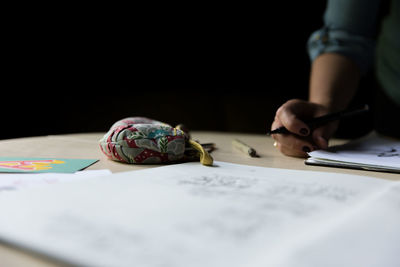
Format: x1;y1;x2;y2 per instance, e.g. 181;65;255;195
377;0;400;105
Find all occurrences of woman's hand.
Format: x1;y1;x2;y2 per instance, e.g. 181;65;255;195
270;99;339;157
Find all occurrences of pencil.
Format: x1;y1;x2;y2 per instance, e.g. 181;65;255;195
232;139;258;157
267;104;369;135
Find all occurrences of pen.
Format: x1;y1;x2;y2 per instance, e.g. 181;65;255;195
232;139;258;157
267;104;370;135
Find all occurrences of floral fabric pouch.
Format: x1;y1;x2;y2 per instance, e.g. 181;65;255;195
99;117;213;166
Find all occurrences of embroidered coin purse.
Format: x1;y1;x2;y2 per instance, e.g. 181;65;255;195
99;117;213;166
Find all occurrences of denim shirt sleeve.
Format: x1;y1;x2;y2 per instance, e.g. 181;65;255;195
307;0;381;74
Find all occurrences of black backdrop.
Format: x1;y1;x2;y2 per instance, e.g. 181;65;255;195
3;2;374;140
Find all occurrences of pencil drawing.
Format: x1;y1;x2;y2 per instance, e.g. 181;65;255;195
0;162;395;267
377;148;399;157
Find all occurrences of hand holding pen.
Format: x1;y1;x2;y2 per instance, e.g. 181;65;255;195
269;99;369;158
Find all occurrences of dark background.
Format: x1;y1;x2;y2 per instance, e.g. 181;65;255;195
2;2;378;140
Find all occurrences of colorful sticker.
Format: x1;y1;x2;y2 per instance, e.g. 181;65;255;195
0;158;98;173
0;159;65;171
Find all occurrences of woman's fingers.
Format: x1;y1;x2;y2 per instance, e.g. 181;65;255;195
312;130;329;150
276;102;310;136
270;99;339;158
270;105;315;157
311;121;339;150
272;132;316;157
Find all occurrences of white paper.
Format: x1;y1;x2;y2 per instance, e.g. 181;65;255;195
0;169;112;192
307;132;400;171
0;162;398;267
279;183;400;267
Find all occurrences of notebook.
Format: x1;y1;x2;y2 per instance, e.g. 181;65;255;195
306;132;400;173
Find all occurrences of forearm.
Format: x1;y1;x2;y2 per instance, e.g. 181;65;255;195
309;53;361;112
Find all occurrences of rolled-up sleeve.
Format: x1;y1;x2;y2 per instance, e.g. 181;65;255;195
307;0;381;74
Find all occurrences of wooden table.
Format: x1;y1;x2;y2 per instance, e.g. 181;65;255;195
0;132;398;267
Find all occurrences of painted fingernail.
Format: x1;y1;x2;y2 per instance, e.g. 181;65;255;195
299;128;309;136
302;146;311;153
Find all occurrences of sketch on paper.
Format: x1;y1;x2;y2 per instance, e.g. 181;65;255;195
0;161;398;267
377;148;399;157
328;145;400;158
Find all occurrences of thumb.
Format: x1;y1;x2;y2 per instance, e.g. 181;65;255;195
312;126;334;150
